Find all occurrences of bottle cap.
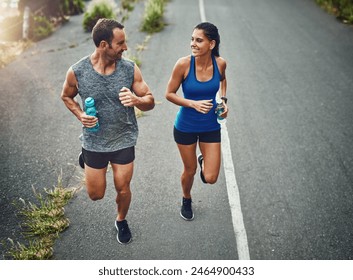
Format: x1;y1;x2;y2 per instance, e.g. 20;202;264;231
85;97;95;107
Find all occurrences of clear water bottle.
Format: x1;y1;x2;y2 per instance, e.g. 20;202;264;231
215;100;226;124
85;97;99;132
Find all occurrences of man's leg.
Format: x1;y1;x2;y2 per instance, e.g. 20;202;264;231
84;165;108;200
111;162;134;221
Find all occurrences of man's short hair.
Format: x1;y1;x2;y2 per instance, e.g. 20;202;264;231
92;18;124;47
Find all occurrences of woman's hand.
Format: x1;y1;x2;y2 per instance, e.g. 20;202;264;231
191;99;213;114
219;102;228;118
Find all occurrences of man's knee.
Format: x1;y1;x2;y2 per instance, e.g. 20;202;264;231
87;190;105;201
86;181;106;200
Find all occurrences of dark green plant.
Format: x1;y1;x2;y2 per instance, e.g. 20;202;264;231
316;0;353;24
141;0;166;33
2;175;76;260
31;15;54;41
62;0;85;15
18;0;84;17
121;0;135;11
83;1;116;32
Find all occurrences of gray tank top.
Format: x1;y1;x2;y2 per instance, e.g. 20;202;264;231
72;56;138;152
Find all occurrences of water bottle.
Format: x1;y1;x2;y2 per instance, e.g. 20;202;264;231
215;100;226;124
85;97;99;132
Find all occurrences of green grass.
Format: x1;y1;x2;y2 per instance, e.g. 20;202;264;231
316;0;353;24
2;173;77;260
141;0;167;33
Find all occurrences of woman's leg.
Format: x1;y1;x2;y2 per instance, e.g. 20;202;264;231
199;142;221;184
176;143;198;198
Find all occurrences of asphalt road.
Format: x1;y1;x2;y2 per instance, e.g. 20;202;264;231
0;0;353;261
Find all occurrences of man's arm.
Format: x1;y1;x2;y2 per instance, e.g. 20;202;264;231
119;64;155;111
61;68;97;128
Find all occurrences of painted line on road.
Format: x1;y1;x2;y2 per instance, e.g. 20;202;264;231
199;0;250;260
199;0;207;22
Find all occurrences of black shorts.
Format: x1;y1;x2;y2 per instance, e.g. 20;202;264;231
173;127;221;145
81;146;135;169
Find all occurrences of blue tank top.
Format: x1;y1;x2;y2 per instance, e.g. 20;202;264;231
175;55;221;132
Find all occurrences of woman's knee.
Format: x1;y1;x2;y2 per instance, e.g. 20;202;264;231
183;166;197;177
204;173;219;184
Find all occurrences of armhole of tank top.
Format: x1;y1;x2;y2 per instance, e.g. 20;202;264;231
212;55;222;80
183;56;194;82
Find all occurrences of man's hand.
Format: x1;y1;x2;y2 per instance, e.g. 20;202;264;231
80;112;98;128
119;87;137;107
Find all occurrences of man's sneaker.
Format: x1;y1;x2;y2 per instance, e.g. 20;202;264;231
78;152;85;169
115;220;132;244
198;154;207;184
180;197;194;221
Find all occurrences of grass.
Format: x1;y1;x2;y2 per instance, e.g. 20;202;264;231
2;173;77;260
0;41;32;68
316;0;353;24
141;0;167;33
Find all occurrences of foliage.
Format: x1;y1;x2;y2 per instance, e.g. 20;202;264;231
121;0;136;12
316;0;353;23
18;0;84;17
0;41;32;68
31;15;54;41
2;174;76;260
141;0;166;33
62;0;85;15
83;0;117;32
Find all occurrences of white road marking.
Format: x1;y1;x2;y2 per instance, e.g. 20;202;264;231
199;0;250;260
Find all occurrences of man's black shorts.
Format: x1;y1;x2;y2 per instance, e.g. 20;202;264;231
173;127;221;145
82;146;135;169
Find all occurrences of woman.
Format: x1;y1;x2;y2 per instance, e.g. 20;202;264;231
165;22;228;221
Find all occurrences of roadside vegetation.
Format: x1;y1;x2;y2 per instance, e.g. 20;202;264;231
83;0;118;32
2;174;77;259
316;0;353;24
141;0;167;33
0;0;85;67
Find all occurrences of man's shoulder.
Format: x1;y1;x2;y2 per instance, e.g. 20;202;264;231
72;55;90;71
119;57;135;68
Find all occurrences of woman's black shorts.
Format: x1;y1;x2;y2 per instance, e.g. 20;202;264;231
82;146;135;169
173;127;221;145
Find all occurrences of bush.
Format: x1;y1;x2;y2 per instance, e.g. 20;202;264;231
62;0;85;15
18;0;84;17
316;0;353;24
83;0;117;32
31;15;54;41
141;0;166;33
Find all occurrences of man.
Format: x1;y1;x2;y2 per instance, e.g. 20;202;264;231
61;19;155;244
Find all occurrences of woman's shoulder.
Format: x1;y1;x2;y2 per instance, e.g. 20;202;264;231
175;55;191;68
172;56;192;78
215;56;227;67
215;56;227;76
